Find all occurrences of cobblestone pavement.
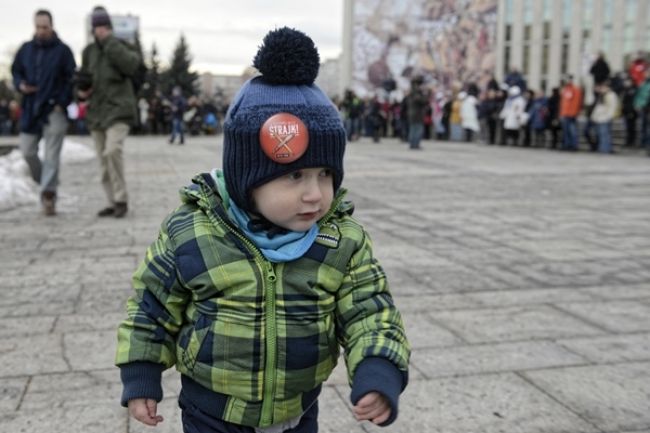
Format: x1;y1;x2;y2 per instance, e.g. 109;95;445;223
1;135;649;433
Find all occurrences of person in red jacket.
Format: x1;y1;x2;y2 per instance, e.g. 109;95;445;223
559;75;583;151
629;55;648;87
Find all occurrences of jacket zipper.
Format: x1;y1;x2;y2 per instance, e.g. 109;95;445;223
260;261;277;426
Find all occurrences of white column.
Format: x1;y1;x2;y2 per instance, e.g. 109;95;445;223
634;0;648;54
548;0;564;88
591;0;603;53
610;0;626;71
340;0;354;97
569;0;584;80
510;0;525;69
495;0;507;82
529;0;545;90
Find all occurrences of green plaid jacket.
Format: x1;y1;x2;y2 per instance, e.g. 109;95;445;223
116;173;410;427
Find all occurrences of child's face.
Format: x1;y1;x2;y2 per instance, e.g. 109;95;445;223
251;167;334;232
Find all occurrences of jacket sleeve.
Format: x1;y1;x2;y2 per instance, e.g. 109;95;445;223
11;44;26;91
55;45;76;108
104;37;141;77
335;228;410;424
116;215;190;404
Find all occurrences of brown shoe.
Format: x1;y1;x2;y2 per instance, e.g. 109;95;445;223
41;191;56;216
113;202;128;218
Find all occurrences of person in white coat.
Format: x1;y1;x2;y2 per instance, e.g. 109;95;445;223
499;86;526;146
590;83;618;153
461;91;480;142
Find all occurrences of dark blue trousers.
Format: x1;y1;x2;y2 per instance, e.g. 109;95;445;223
180;394;318;433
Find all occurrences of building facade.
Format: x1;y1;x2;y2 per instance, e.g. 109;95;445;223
497;0;650;93
342;0;649;97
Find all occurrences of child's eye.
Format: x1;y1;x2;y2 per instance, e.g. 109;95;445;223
319;169;332;177
288;171;302;180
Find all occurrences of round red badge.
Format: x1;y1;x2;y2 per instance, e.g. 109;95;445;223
259;113;308;164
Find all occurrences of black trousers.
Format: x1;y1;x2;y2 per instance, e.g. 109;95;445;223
180;397;319;433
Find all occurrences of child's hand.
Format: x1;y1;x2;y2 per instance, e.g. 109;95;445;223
128;398;164;426
352;391;391;425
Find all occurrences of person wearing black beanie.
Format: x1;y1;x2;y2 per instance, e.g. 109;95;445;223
116;27;410;433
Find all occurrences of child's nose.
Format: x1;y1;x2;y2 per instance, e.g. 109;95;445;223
302;180;323;202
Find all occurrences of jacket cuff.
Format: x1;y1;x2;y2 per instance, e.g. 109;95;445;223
119;361;165;407
350;357;406;427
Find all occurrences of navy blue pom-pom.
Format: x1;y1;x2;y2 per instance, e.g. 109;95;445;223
253;27;320;85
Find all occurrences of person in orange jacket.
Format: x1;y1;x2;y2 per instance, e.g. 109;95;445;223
559;75;583;151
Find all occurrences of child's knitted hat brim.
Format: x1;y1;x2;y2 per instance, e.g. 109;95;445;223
222;27;346;212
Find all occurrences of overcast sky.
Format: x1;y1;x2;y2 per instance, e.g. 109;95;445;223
0;0;344;77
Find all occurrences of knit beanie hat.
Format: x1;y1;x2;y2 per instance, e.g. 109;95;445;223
91;6;112;29
223;27;346;212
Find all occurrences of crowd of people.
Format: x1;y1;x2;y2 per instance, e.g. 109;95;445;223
337;53;650;156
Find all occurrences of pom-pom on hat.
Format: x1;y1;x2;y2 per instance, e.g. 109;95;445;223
223;27;346;212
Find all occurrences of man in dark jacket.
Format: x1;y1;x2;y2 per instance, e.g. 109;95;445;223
406;76;429;149
590;52;611;86
11;9;75;216
79;6;141;218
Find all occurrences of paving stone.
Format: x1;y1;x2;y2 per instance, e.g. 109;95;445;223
0;316;55;337
577;284;650;301
55;312;127;333
0;404;126;433
557;333;650;363
467;287;596;307
0;377;28;413
357;374;599;433
20;369;121;410
392;293;480;312
556;301;650;333
412;340;588;379
432;305;605;343
524;362;650;432
63;330;117;371
401;311;464;348
0;334;69;376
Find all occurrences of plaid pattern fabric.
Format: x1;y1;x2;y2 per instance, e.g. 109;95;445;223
116;173;410;427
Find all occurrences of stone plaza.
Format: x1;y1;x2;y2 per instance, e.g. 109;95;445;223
1;135;649;433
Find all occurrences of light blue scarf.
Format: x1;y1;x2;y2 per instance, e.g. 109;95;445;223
211;169;318;263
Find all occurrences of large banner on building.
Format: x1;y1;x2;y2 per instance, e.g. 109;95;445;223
352;0;497;98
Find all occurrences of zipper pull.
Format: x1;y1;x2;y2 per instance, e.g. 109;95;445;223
266;263;277;282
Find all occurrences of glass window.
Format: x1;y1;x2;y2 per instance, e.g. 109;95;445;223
603;0;613;25
504;46;511;76
542;44;549;74
506;24;512;41
544;0;552;21
523;44;530;74
524;0;533;24
524;24;532;40
602;29;612;53
625;0;636;22
505;0;514;24
544;22;551;40
561;43;569;74
583;0;593;26
563;0;572;30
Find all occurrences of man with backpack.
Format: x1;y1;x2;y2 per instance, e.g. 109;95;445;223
78;6;141;218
